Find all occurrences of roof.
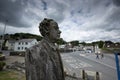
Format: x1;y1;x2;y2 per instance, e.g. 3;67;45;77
0;40;4;43
17;39;36;42
8;40;16;43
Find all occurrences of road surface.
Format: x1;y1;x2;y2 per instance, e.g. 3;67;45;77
61;51;118;80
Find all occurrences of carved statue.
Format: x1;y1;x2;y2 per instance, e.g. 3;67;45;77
25;18;65;80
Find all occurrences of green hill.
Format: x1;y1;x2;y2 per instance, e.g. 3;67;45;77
0;33;66;45
0;33;42;41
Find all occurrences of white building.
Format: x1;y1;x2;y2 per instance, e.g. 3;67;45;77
94;44;100;53
14;39;38;51
8;40;16;50
59;44;65;49
83;46;94;53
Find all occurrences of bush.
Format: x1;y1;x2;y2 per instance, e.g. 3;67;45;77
0;52;3;54
10;51;25;57
10;52;19;56
0;54;2;56
0;61;6;71
0;55;5;61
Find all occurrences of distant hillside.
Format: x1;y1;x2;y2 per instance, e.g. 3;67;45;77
0;33;42;41
0;33;66;44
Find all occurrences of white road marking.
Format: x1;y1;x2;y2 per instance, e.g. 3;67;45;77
62;54;92;69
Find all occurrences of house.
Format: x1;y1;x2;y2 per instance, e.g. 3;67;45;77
83;45;94;53
79;44;84;50
94;44;100;53
103;42;120;48
0;40;9;50
8;40;16;50
65;43;72;50
59;44;65;49
14;39;38;51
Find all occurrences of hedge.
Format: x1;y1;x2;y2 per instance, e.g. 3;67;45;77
10;51;25;57
0;61;6;71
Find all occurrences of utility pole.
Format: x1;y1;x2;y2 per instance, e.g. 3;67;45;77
0;20;8;50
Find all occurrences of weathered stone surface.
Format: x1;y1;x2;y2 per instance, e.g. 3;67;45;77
6;61;25;73
25;18;65;80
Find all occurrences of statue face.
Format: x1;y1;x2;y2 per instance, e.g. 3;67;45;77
49;21;61;41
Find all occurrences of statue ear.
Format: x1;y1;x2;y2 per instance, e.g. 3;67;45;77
44;26;50;34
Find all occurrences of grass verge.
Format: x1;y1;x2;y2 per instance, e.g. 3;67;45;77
0;70;25;80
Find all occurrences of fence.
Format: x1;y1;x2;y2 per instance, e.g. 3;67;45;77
81;70;100;80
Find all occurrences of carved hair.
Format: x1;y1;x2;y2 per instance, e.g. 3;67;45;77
39;18;54;37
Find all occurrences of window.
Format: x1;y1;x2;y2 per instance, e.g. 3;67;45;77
25;47;27;50
11;44;13;46
22;47;23;50
19;42;21;45
25;42;28;45
18;47;20;50
22;42;24;45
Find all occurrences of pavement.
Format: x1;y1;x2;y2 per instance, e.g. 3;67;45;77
61;51;119;80
79;52;117;70
5;56;25;65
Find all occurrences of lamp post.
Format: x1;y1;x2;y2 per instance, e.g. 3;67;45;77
0;20;8;50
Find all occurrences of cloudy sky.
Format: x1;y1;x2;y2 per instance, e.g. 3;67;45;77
0;0;120;42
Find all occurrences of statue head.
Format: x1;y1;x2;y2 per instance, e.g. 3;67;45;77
39;18;61;42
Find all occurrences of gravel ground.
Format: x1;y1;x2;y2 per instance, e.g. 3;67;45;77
4;56;82;80
5;56;25;64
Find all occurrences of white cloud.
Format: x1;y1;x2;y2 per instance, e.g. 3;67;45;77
0;0;120;42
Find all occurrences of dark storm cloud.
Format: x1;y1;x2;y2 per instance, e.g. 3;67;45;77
59;0;120;42
0;0;120;42
26;0;66;23
0;0;31;27
113;0;120;6
108;9;120;24
41;0;47;10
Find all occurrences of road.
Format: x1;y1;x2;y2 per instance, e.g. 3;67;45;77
61;51;119;80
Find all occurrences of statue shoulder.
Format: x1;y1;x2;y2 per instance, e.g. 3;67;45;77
25;40;48;62
26;40;48;53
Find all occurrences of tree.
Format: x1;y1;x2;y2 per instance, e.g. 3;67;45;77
70;40;79;47
92;40;104;48
98;40;104;48
2;33;43;41
105;40;113;44
80;41;86;46
56;38;67;45
0;61;6;71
